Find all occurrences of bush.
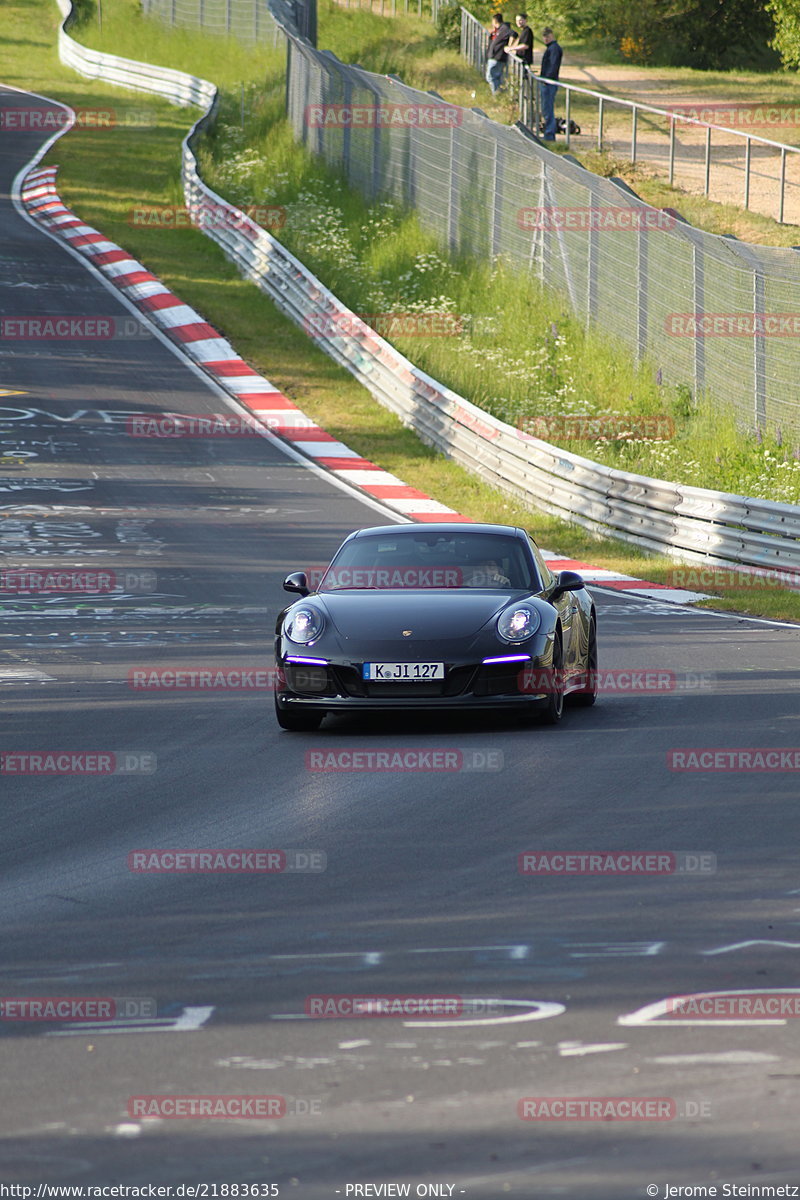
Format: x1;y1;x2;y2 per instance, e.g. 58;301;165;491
436;2;463;50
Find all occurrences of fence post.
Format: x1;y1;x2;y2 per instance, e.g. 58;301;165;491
704;125;711;195
371;84;382;200
597;95;604;152
586;187;598;330
541;166;578;312
779;146;787;223
448;120;459;252
491;134;503;260
342;70;353;184
744;135;751;209
631;104;637;163
668;115;675;184
692;241;705;399
754;270;767;430
637;211;648;363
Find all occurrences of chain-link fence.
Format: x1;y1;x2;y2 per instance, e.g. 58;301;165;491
140;0;800;441
283;32;800;439
141;0;287;44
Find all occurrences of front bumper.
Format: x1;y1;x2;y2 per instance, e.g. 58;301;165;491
277;657;552;712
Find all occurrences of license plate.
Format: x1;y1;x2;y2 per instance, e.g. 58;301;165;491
363;662;445;681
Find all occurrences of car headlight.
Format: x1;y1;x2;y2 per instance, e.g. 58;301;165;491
284;606;325;645
497;605;541;643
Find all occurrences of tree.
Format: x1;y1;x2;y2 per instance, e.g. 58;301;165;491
767;0;800;66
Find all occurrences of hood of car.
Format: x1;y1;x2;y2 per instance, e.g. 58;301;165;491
314;589;525;642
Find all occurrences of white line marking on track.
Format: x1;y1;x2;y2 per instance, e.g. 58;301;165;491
557;1041;629;1056
619;989;800;1027
47;1006;214;1036
404;999;566;1028
647;1052;780;1064
702;940;800;955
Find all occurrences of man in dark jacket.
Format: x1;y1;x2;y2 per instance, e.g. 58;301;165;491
486;13;512;95
508;13;533;66
539;26;563;141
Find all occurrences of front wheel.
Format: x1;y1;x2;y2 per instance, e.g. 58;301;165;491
274;694;324;732
569;617;597;707
538;633;564;726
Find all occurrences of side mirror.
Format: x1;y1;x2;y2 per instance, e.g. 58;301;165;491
283;571;310;596
548;570;586;603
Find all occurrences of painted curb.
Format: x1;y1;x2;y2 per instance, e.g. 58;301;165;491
19;164;711;604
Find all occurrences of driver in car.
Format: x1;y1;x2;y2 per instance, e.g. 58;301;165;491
465;558;512;588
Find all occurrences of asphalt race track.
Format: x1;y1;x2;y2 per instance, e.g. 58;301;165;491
3;85;800;1199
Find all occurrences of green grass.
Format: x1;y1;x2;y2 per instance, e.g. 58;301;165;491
5;0;800;622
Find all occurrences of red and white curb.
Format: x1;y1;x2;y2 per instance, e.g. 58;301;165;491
541;558;711;605
19;164;711;605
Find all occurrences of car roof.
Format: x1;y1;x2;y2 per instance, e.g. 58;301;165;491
350;523;530;539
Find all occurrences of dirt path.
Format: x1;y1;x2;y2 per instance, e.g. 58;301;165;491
551;51;800;228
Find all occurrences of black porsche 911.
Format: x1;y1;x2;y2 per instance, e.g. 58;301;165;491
274;523;597;731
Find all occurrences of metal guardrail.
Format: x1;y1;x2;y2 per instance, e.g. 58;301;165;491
460;5;800;224
47;0;800;574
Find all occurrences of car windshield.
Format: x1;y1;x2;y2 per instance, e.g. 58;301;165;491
320;533;537;591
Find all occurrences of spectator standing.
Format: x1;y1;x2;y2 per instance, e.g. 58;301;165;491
486;13;512;95
539;26;563;141
508;12;533;66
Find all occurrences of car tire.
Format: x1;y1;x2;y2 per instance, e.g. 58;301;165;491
520;633;563;724
569;617;598;707
274;694;324;732
534;632;564;726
